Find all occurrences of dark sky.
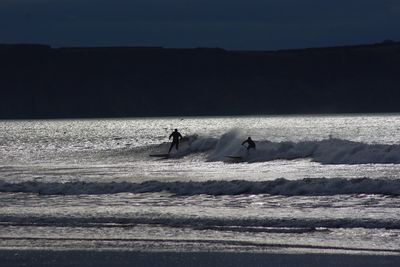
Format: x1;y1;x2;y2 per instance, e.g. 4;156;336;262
1;0;400;50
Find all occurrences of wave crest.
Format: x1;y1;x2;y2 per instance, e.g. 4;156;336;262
156;132;400;164
1;178;400;196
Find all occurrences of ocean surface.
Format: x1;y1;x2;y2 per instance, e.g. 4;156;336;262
1;114;400;254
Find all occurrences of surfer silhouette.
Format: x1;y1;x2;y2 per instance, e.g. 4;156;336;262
242;137;256;151
168;129;183;153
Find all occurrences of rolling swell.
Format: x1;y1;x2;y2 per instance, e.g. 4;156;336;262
1;178;400;196
2;214;400;230
167;132;400;164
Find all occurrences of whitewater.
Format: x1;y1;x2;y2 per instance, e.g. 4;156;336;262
1;114;400;259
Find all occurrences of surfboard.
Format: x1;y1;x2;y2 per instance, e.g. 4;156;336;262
226;156;242;159
150;154;170;158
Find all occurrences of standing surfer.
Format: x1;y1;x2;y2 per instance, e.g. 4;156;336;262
168;129;183;153
242;137;256;151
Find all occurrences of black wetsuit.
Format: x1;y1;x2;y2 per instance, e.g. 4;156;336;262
242;138;256;150
169;131;183;153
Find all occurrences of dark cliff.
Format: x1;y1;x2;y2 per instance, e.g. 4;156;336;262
1;42;400;119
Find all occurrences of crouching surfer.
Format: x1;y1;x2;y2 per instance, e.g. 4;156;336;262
242;137;256;151
169;129;183;153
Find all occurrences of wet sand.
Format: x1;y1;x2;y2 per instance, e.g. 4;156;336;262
1;249;400;267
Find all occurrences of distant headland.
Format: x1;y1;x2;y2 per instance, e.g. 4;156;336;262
1;41;399;119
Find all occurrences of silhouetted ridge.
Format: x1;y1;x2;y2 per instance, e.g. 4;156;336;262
1;42;400;119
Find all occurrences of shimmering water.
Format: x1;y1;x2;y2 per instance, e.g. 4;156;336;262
1;114;400;254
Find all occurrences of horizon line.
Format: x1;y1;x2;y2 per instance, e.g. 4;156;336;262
1;39;398;53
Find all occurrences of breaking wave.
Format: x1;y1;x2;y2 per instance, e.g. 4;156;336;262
155;131;400;164
2;178;400;196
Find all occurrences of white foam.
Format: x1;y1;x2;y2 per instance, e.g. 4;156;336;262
152;131;400;164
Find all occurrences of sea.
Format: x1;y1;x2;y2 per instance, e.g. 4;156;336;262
1;114;400;254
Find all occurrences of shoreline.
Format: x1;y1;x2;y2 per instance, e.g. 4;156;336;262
1;249;400;267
